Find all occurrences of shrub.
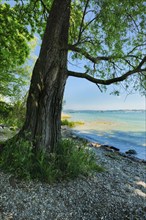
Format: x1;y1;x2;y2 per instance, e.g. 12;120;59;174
61;119;75;127
0;101;13;118
0;99;26;129
0;138;104;183
61;119;84;128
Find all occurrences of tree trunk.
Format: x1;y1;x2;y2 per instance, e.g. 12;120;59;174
19;0;71;152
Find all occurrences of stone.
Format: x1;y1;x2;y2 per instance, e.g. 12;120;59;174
125;149;137;155
101;145;120;152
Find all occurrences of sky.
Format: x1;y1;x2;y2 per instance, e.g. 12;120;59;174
64;76;145;110
64;55;145;111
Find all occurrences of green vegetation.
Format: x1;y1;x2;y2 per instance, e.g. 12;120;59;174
0;103;85;130
0;99;26;129
0;101;13;119
0;138;104;183
61;119;84;128
0;3;31;98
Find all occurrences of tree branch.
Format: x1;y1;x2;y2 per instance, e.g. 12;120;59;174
68;44;146;64
68;56;146;85
80;14;99;37
68;44;112;62
127;43;146;55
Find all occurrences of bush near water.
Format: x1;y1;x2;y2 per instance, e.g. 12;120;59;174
61;119;84;128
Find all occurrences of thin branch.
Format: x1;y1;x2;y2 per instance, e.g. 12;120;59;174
96;83;103;92
20;0;24;6
127;43;146;55
68;44;112;62
79;15;98;38
68;44;145;64
109;61;124;71
137;56;146;68
123;59;135;69
78;0;90;43
127;14;140;32
40;0;50;13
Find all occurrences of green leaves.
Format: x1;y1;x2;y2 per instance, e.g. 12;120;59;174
0;3;31;98
0;3;30;68
68;0;146;94
1;0;146;98
0;1;38;100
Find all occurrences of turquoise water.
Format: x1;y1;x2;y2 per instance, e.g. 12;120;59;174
65;110;146;160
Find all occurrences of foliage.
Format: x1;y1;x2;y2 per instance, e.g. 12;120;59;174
0;34;37;100
0;2;38;99
0;138;103;183
1;0;146;97
6;100;26;128
0;3;31;70
0;99;26;129
69;0;146;94
0;101;13;118
0;3;29;97
61;119;84;128
12;0;53;38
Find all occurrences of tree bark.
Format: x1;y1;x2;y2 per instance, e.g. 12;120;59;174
19;0;71;152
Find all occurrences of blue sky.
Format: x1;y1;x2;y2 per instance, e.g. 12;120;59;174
64;76;145;110
64;53;145;110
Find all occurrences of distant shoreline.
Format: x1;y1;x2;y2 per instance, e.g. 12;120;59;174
64;109;145;112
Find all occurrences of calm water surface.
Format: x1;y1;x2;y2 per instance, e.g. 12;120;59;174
65;110;146;160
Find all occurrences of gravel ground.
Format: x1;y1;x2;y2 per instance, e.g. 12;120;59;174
0;128;146;220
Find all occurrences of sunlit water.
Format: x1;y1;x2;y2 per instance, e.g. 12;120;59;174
65;110;146;160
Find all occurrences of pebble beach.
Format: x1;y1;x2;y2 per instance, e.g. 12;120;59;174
0;127;146;220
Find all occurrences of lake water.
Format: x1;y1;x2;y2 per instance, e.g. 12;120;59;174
64;110;146;160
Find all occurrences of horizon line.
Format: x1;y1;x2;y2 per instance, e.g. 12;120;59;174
63;108;145;111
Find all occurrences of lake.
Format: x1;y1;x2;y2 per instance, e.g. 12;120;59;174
64;110;146;160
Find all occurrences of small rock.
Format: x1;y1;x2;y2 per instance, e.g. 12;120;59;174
125;149;137;155
101;145;119;152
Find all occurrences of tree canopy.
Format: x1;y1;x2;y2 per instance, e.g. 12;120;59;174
68;0;146;95
0;2;38;99
1;0;146;98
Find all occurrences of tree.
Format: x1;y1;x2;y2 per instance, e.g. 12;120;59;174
0;3;32;98
2;0;146;153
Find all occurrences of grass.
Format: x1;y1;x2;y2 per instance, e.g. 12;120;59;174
0;138;104;183
61;119;84;128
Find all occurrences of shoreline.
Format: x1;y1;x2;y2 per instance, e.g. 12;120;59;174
62;126;146;164
63;110;145;160
0;126;146;219
74;131;146;164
